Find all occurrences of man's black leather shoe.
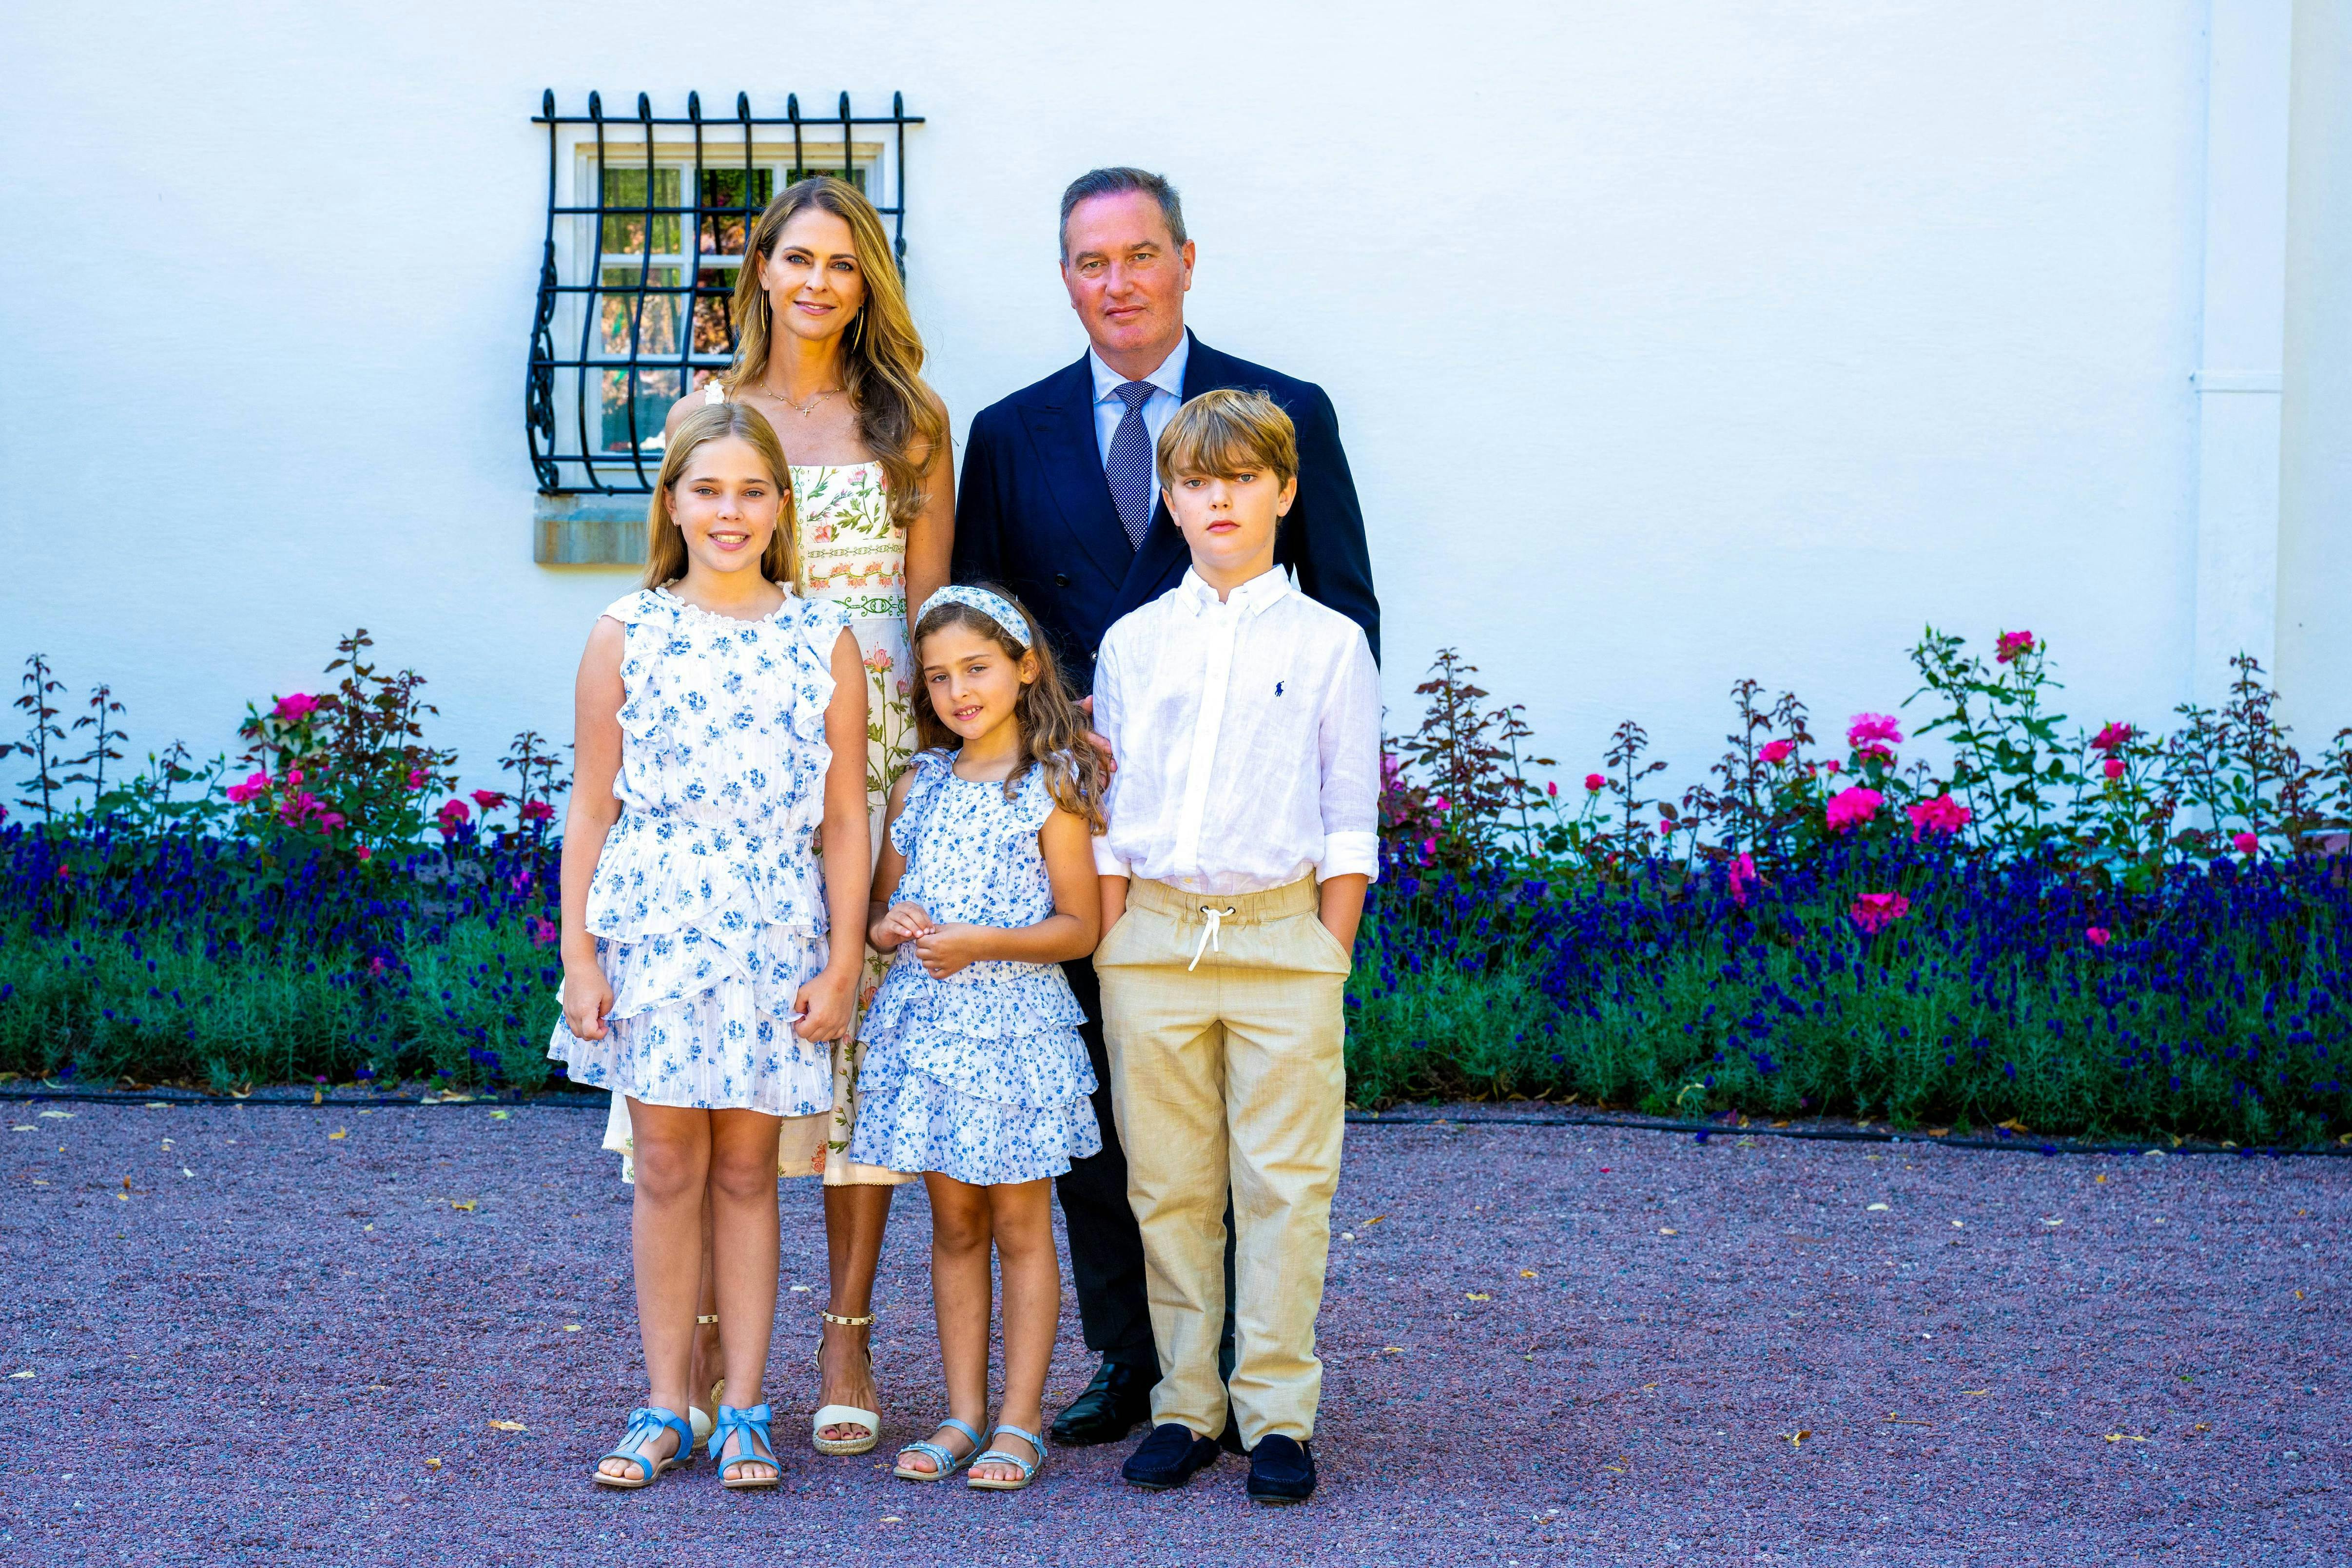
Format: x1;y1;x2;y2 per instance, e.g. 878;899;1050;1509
1121;1423;1223;1491
1050;1358;1156;1447
1245;1434;1316;1504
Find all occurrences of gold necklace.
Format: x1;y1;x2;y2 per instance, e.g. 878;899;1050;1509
763;382;844;417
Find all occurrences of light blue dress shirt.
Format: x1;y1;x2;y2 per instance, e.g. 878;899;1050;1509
1087;334;1191;471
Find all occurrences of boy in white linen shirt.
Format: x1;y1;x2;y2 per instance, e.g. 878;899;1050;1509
1089;388;1379;1506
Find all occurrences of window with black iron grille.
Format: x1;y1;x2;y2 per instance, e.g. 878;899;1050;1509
526;90;922;497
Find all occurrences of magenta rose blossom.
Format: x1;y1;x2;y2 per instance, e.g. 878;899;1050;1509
470;789;507;812
2231;831;2259;856
1758;739;1794;765
1905;794;1970;841
435;798;471;839
1848;892;1911;934
1726;852;1759;908
2085;926;2111;947
2091;721;2133;753
1996;630;2035;663
521;799;555;823
1847;713;1902;760
1584;773;1605;792
272;692;320;721
1825;786;1883;832
2103;757;2126;781
225;770;271;806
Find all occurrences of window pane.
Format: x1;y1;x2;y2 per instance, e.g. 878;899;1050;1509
698;167;774;256
693;266;739;356
601;367;682;455
599;266;683;357
600;167;682;255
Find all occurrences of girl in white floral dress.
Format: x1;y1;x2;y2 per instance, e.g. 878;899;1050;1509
625;173;955;1460
552;400;872;1492
858;586;1107;1491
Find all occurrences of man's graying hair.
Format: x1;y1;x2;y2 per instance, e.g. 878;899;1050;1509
1058;167;1187;258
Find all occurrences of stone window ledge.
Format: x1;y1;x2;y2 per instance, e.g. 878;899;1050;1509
535;493;648;567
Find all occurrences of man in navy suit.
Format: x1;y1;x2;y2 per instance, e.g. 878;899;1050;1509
953;167;1380;1448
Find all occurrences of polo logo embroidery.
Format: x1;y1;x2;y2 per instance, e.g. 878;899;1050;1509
1276;681;1284;697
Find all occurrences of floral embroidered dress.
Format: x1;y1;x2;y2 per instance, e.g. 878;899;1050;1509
552;587;847;1118
850;750;1101;1185
790;461;918;1185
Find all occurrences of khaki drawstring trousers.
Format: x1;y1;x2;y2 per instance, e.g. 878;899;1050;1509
1096;874;1349;1446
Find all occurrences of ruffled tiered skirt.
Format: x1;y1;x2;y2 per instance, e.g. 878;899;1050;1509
547;811;835;1119
849;955;1101;1185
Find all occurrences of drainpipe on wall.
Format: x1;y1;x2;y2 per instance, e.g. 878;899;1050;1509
2189;0;2292;706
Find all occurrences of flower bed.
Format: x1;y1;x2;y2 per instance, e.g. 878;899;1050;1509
3;627;2349;1141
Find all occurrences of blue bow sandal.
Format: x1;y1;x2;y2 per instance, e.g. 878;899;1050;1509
709;1403;781;1490
593;1406;695;1489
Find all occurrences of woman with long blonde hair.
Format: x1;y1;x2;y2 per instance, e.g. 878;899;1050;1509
622;173;953;1461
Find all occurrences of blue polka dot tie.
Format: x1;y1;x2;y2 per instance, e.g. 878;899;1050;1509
1105;380;1158;551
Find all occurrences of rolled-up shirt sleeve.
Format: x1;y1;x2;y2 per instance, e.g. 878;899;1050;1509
1090;636;1132;878
1313;629;1383;884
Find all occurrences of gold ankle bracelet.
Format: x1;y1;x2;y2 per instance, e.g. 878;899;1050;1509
696;1314;719;1325
818;1307;874;1327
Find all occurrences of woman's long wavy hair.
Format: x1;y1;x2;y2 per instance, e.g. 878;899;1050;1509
725;176;944;528
641;401;798;589
910;587;1108;832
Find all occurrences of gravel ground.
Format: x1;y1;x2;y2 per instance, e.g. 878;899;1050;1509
2;1099;2341;1567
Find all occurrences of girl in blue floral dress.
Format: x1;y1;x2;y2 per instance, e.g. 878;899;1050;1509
550;400;873;1493
853;585;1108;1491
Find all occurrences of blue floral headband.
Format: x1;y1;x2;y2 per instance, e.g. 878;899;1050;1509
916;585;1030;648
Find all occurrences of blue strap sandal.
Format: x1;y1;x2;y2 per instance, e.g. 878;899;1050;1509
709;1403;780;1490
966;1422;1049;1491
593;1406;695;1489
893;1416;983;1481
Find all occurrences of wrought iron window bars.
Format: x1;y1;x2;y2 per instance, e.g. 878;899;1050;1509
527;90;922;495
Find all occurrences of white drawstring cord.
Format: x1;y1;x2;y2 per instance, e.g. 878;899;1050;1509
1187;905;1239;971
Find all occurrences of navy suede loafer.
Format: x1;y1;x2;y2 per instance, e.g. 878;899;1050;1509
1120;1423;1222;1491
1245;1433;1316;1504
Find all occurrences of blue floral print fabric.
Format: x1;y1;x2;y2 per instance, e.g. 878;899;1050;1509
548;587;849;1116
850;749;1102;1183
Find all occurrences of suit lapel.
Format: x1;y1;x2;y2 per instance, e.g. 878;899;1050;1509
1017;356;1132;587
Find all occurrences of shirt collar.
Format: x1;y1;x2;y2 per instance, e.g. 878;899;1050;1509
1089;331;1190;405
1177;565;1292;617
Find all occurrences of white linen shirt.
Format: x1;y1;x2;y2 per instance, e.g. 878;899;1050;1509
1087;335;1190;469
1091;566;1381;894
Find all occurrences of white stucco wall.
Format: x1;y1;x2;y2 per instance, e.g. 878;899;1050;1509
1;1;2334;804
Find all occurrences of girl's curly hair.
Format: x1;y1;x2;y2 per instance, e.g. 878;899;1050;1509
909;585;1108;832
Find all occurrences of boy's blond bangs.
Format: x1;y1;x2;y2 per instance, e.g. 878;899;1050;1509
1154;388;1298;489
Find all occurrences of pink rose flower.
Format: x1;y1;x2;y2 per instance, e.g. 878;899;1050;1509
407;769;427;791
2091;721;2134;754
470;789;507;812
272;692;319;721
286;769;303;786
1546;779;1558;797
520;799;555;823
1847;714;1902;760
435;798;471;839
2085;926;2111;947
1848;892;1911;934
1759;739;1794;765
1726;852;1758;908
1825;786;1883;832
1905;794;1970;841
1431;796;1450;813
2102;757;2126;781
1996;630;2036;664
1584;773;1605;793
1824;760;1842;776
2231;831;2259;856
355;846;372;862
225;771;271;806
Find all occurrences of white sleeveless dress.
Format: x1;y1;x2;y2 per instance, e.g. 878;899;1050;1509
552;588;846;1119
599;381;918;1185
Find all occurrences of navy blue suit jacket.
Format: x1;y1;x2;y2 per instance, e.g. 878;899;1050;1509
952;332;1380;693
